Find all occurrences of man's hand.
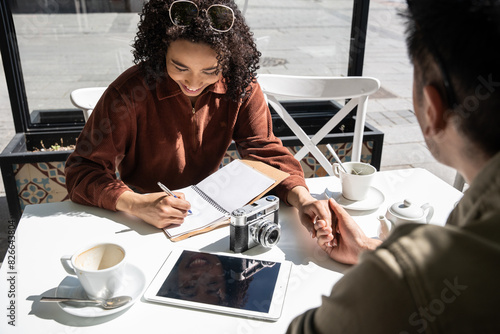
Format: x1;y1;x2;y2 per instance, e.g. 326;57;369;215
287;186;334;239
116;191;191;229
316;198;381;264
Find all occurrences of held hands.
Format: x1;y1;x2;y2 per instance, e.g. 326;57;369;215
116;191;191;229
315;198;381;264
287;186;333;240
298;199;332;239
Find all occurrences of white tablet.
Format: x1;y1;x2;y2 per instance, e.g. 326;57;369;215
144;249;292;321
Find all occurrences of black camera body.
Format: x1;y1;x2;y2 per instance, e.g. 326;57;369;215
229;195;281;253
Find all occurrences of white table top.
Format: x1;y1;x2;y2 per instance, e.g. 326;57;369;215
0;168;463;333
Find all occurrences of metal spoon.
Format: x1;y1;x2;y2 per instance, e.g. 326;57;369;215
326;144;348;173
40;295;132;309
326;144;361;175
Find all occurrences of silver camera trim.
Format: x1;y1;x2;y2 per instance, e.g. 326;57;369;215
230;195;280;251
231;196;279;226
250;220;280;248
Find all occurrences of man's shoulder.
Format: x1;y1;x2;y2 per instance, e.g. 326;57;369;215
371;221;500;298
378;223;480;262
364;221;500;332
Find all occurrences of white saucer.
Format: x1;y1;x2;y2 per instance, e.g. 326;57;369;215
325;186;385;211
54;263;146;317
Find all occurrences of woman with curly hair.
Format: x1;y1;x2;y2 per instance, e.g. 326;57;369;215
65;0;331;238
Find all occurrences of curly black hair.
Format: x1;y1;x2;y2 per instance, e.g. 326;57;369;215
132;0;260;102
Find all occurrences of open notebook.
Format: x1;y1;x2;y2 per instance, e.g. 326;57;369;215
163;159;289;241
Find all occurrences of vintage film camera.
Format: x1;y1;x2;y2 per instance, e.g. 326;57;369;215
230;195;281;253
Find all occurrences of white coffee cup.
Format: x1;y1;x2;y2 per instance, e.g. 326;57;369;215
61;243;126;299
333;162;376;201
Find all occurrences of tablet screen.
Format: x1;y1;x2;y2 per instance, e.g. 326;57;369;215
155;250;281;313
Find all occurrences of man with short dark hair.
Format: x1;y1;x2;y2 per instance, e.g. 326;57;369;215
287;0;500;332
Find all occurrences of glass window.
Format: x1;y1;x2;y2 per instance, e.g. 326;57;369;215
10;0;142;127
248;1;353;77
8;0;354;127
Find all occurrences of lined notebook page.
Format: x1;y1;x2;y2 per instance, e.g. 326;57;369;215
197;160;275;212
164;185;228;237
164;160;275;238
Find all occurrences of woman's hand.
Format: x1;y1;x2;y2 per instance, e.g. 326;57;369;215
316;198;381;264
287;186;334;239
116;191;191;229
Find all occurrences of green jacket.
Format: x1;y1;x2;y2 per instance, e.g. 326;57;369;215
288;152;500;334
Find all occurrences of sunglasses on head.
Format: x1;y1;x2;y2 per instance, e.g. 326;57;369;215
168;0;235;33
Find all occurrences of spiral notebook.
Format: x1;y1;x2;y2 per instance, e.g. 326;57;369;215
163;159;289;241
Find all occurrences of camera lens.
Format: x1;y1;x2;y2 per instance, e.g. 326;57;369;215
255;220;281;248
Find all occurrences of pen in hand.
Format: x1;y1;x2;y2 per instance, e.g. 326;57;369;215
157;182;192;214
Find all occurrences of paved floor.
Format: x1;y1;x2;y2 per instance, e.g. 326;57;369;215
0;0;458;262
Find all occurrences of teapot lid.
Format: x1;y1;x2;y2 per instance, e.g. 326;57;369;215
389;199;423;219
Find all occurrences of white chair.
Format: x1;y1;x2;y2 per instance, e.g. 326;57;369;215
70;87;107;122
258;74;380;176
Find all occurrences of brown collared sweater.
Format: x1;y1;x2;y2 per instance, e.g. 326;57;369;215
65;65;306;211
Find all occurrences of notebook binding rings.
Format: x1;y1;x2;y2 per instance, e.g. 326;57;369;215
191;185;229;215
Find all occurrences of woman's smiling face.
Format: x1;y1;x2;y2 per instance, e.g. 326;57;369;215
166;39;222;103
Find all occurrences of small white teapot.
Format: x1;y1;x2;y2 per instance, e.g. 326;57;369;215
385;199;434;226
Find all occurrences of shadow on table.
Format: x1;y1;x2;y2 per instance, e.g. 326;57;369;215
20;201;160;236
197;200;352;275
170;191;354;276
199;235;230;253
279;191;354;274
28;277;132;326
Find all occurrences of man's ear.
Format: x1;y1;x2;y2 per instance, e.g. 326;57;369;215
422;85;447;135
